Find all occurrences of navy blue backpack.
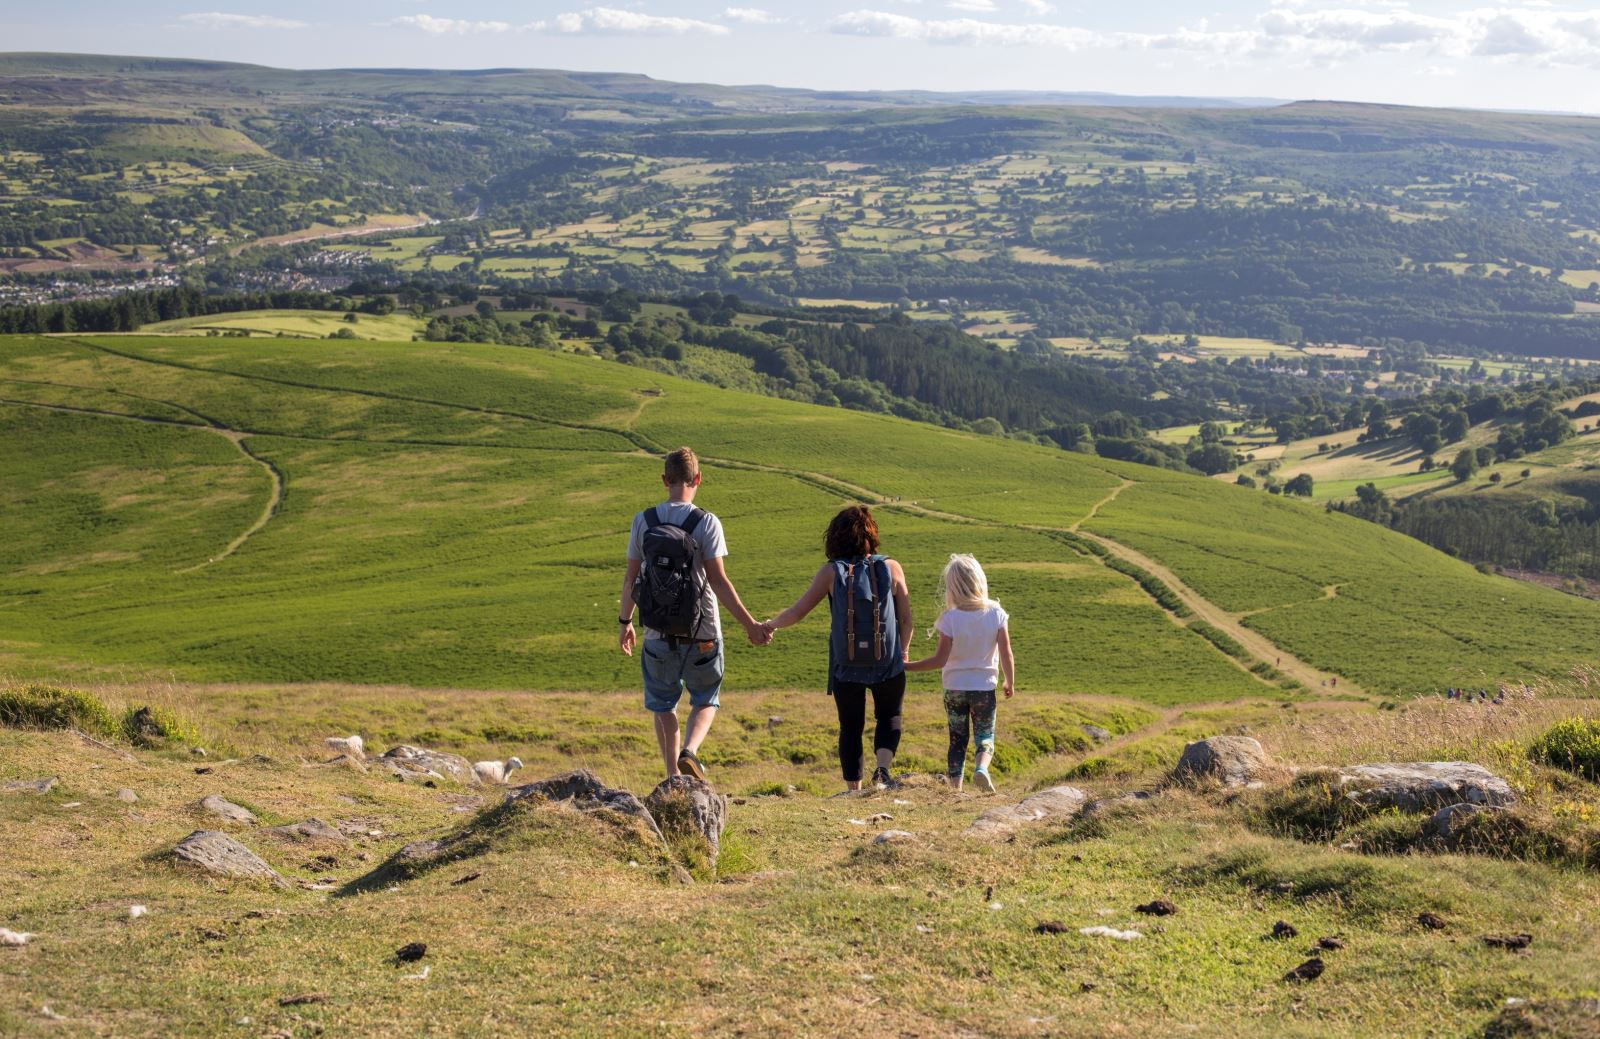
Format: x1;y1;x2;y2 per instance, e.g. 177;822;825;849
827;554;904;688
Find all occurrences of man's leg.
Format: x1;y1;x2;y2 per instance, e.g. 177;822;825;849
653;710;682;777
683;704;717;756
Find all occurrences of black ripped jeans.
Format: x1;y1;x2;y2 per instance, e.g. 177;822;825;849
832;672;906;782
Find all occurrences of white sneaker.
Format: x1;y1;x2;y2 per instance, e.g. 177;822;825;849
974;769;995;794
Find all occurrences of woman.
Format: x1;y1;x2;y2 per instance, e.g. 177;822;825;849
764;505;912;791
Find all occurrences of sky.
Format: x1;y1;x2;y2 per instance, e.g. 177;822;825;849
8;1;1600;111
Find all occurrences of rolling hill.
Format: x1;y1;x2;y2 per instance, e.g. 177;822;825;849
2;333;1595;699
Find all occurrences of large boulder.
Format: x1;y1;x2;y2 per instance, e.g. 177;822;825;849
966;785;1089;840
645;776;728;868
507;769;663;843
200;794;257;824
1335;762;1516;813
1173;736;1271;787
378;745;477;786
173;830;285;886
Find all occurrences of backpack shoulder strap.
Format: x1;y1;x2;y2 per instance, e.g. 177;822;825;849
644;506;662;529
677;507;706;534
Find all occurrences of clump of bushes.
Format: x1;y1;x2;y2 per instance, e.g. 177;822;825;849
0;685;118;737
1529;717;1600;781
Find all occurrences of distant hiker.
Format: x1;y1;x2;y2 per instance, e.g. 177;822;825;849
762;505;911;791
619;447;769;781
906;554;1014;794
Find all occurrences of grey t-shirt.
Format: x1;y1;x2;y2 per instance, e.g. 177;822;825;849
627;501;728;641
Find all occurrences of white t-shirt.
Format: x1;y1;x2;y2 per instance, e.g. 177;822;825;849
935;605;1009;691
627;500;728;641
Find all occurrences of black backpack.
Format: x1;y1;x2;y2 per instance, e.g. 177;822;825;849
634;506;707;637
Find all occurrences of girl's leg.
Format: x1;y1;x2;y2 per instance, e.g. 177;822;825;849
871;673;906;770
971;689;998;777
833;682;868;790
943;689;970;791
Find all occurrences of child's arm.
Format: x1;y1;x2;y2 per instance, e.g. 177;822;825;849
997;623;1015;698
889;559;913;660
906;634;953;673
765;564;833;631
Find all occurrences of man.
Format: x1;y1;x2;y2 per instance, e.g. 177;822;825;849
619;447;768;780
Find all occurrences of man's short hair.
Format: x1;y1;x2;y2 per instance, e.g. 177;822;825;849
664;447;700;485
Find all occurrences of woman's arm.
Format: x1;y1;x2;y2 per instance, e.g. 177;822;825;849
997;623;1015;698
906;633;953;673
765;564;833;631
889;559;913;659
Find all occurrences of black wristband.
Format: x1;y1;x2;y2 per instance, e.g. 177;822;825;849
619;617;633;625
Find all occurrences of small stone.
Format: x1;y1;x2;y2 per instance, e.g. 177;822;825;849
266;818;348;845
1;929;34;946
766;716;784;731
867;813;893;824
2;777;58;795
1285;957;1325;982
190;748;208;757
278;993;328;1006
173;830;283;886
966;786;1089;840
1416;912;1448;930
873;829;916;845
395;942;427;963
1483;933;1533;950
1081;724;1112;742
199;795;256;825
128;905;148;920
1078;926;1142;941
1270;920;1298;940
1135;899;1177;916
114;788;138;803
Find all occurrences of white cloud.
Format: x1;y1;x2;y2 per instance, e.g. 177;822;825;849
538;7;731;35
724;7;781;24
828;5;1600;67
177;12;307;30
386;14;512;34
1017;0;1054;13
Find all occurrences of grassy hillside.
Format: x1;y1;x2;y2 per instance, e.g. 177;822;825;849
2;333;1597;699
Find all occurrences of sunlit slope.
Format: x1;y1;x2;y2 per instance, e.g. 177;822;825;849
1;334;1595;698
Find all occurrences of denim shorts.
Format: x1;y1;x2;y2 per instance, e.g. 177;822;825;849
641;637;724;713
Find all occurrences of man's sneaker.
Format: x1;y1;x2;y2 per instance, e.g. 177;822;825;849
677;749;706;781
973;769;995;794
871;766;891;790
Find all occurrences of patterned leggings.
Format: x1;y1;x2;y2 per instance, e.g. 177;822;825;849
944;688;997;777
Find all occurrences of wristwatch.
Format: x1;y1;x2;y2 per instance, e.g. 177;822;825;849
619;616;633;625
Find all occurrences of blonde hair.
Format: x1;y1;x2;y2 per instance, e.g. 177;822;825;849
942;553;998;612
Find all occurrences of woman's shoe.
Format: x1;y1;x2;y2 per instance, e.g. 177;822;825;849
973;768;995;793
871;766;891;790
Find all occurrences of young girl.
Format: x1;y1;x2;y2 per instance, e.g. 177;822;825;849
906;554;1014;793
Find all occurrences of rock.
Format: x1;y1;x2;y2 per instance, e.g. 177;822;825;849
645;775;729;867
766;716;784;732
1135;899;1177;916
1173;736;1270;787
172;831;284;886
1334;762;1516;812
1284;957;1325;982
1315;936;1346;951
1483;933;1534;950
1081;724;1112;742
378;745;477;786
266;818;349;845
395;942;427;963
1423;802;1508;845
199;794;256;824
965;785;1089;840
3;777;58;795
510;769;663;843
114;788;138;803
1034;920;1070;934
1270;920;1298;940
872;829;916;846
1;928;34;946
1417;912;1448;930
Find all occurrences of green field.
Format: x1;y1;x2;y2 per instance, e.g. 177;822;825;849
141;311;425;341
3;333;1597;701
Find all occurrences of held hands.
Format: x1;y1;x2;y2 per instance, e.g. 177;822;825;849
745;619;775;647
